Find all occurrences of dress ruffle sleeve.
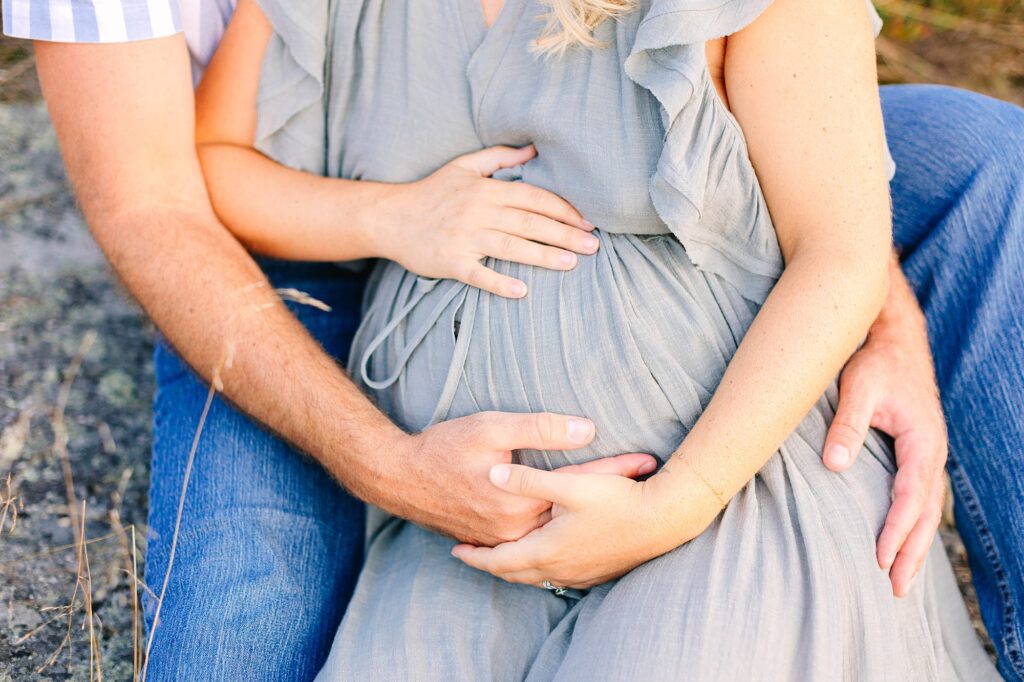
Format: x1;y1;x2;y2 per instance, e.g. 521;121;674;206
624;0;889;302
253;0;330;174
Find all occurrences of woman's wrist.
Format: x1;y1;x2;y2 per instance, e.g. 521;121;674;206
350;180;409;262
642;460;725;548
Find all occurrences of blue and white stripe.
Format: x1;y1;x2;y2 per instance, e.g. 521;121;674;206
3;0;182;43
2;0;237;74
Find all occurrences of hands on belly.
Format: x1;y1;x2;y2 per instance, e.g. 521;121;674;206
385;411;656;547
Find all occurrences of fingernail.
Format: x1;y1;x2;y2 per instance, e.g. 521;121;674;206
490;464;511;485
581;219;596;231
510;282;527;298
639;460;658;475
825;444;850;468
581;235;599;252
567;418;594;443
560;252;577;267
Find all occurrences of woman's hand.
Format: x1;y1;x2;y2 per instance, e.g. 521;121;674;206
373;145;600;298
450;463;717;589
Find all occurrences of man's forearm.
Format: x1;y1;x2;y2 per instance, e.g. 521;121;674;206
869;251;929;341
104;203;403;497
33;37;406;509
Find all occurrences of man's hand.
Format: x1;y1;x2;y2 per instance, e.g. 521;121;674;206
823;256;947;597
375;413;657;546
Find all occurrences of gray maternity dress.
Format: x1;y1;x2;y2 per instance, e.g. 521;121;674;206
251;0;1000;679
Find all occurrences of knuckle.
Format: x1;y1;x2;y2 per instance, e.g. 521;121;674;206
466;411;496;442
516;467;538;496
499;233;519;256
527;186;548;209
534;413;557;445
893;477;927;506
519;211;538;237
829;422;863;446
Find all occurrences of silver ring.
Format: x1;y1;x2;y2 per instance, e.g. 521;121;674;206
543;580;568;596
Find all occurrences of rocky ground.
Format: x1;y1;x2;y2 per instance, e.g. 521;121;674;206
0;12;1012;680
1;100;153;680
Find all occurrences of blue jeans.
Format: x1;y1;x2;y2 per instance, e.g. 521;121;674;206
884;85;1024;681
143;85;1024;681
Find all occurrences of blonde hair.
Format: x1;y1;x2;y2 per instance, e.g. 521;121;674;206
532;0;637;55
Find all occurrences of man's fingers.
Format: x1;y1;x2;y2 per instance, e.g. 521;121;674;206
456;144;537;176
466;412;596;452
823;379;875;472
556;453;658;478
876;461;934;570
888;488;945;597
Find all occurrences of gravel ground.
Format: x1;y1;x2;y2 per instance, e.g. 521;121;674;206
1;101;154;680
0;33;1000;682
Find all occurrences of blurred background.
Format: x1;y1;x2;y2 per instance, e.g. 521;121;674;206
1;2;1023;680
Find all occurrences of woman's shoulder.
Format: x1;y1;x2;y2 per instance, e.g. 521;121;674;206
630;0;774;46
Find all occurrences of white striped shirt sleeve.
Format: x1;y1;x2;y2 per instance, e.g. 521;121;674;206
2;0;181;43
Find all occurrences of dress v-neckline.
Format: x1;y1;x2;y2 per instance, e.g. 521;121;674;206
458;0;520;57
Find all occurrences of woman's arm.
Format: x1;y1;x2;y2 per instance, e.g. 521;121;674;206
453;0;893;588
651;0;892;530
196;0;601;299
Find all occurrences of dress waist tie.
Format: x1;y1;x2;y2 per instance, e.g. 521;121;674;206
358;276;482;426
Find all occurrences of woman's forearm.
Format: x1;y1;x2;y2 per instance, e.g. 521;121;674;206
649;0;895;542
652;246;890;538
198;142;389;261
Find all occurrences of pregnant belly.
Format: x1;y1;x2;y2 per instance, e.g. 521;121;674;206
350;231;760;470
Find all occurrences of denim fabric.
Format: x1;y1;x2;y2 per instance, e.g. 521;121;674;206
883;84;1024;681
143;260;367;681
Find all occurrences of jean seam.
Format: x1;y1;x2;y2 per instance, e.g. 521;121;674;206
948;458;1024;677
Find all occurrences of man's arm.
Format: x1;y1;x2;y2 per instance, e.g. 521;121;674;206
34;36;401;496
33;36;655;545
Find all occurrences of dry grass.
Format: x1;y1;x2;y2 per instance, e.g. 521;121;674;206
2;284;329;681
877;0;1024;105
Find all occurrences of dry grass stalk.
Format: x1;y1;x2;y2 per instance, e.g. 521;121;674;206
81;500;103;682
0;472;21;535
276;287;333;312
39;502;87;674
131;526;142;680
109;469;142;682
53;330;97;547
26;330;107;679
141;380;216;682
